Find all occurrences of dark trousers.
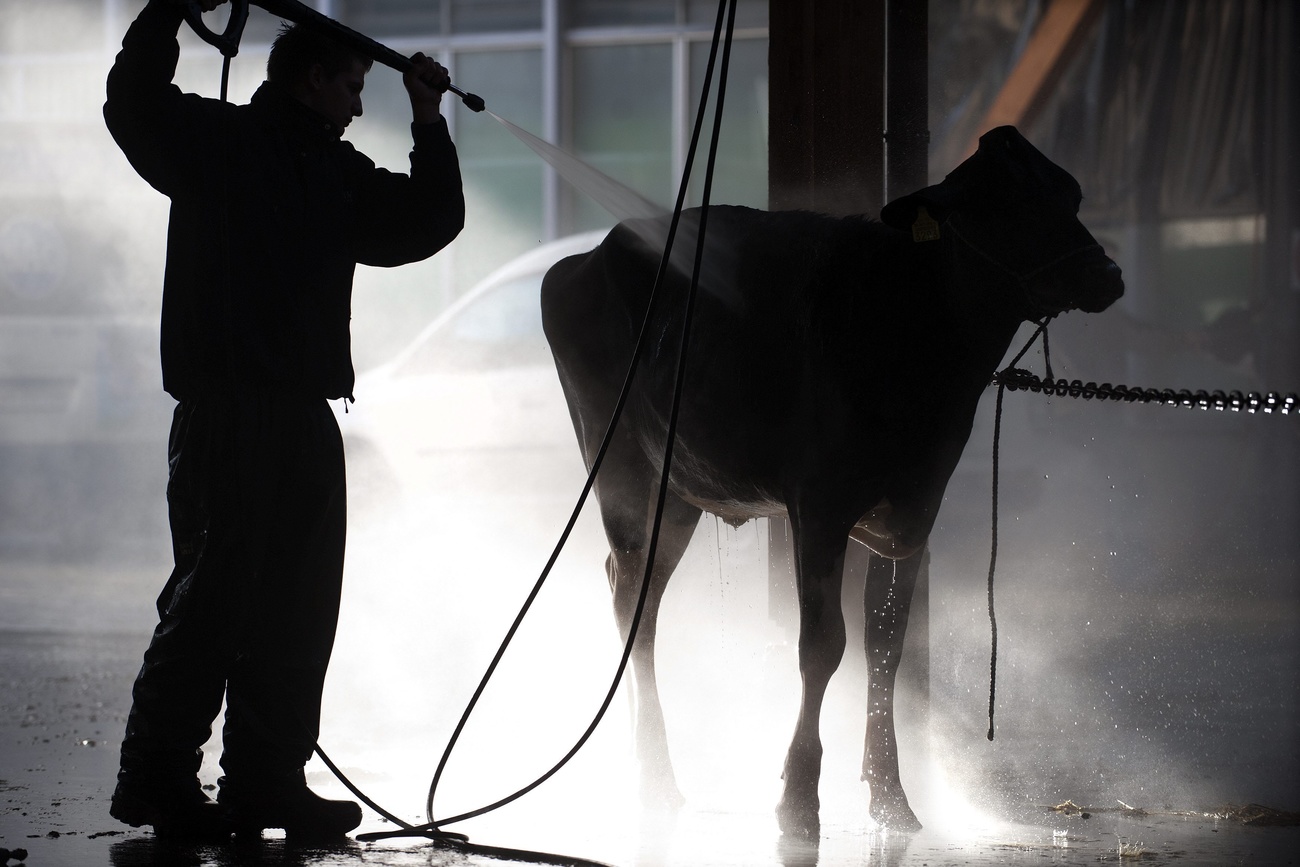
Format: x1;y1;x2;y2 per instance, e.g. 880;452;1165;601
119;393;347;790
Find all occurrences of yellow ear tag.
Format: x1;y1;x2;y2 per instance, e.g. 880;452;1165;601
911;206;941;242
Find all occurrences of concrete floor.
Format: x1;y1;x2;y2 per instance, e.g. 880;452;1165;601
2;629;1297;867
2;480;1300;867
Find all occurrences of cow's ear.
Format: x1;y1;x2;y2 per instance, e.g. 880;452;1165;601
880;189;955;241
883;126;1022;238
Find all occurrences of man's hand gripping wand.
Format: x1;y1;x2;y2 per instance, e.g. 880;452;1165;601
182;0;487;112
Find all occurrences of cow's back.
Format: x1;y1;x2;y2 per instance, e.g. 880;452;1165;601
540;206;960;516
542;206;923;395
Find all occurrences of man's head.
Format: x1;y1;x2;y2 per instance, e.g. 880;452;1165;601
267;24;373;131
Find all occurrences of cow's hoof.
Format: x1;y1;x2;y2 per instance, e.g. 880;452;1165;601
869;798;922;833
776;829;820;865
776;801;820;840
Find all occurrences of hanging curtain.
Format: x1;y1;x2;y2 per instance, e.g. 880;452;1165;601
931;0;1276;222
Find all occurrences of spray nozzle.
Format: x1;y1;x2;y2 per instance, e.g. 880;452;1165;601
447;85;486;113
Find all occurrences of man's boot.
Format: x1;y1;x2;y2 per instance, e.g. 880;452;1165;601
110;775;231;840
218;769;361;839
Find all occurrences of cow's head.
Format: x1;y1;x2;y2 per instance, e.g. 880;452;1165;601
881;126;1123;318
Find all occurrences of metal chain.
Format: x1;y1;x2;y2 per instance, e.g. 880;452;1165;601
992;368;1298;415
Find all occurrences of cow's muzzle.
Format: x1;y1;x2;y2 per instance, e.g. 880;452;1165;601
1071;257;1124;313
1026;253;1124;315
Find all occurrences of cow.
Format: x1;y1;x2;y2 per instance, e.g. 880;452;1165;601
539;126;1123;836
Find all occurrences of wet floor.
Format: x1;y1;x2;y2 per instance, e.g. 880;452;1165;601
3;598;1298;863
2;488;1297;866
61;812;1300;867
3;656;1298;867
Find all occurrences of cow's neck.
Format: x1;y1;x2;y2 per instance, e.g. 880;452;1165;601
938;237;1037;384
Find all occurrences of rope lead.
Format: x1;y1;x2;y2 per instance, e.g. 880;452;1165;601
987;381;1004;741
984;321;1295;742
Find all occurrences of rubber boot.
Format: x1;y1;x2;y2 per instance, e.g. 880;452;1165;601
218;769;361;839
110;776;231;840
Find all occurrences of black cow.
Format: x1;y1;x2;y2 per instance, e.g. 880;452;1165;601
540;126;1123;835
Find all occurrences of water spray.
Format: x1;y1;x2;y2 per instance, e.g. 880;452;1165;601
183;0;486;112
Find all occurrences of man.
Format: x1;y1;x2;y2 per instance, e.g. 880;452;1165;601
103;0;464;840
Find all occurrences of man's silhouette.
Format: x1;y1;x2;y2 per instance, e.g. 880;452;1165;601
103;0;464;839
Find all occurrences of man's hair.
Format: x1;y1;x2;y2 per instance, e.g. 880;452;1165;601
267;23;373;84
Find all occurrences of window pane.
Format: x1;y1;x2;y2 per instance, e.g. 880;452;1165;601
337;0;443;38
451;0;542;33
687;37;767;209
571;43;673;232
686;0;768;29
454;50;546;285
572;0;675;28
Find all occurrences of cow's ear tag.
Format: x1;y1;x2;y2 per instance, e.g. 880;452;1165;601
912;206;941;242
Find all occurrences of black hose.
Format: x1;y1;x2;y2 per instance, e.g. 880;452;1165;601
352;0;742;843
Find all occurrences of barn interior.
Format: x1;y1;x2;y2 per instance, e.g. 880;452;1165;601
1;1;1297;866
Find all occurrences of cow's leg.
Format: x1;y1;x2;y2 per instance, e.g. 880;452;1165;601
861;546;924;831
597;462;701;810
777;517;850;838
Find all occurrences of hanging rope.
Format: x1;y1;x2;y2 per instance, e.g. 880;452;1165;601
983;319;1051;742
984;316;1295;741
986;380;1004;741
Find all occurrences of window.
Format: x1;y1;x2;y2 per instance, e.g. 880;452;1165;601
450;0;542;33
337;0;444;38
336;0;543;37
452;49;546;288
574;0;768;29
572;0;675;28
570;42;674;232
687;36;767;209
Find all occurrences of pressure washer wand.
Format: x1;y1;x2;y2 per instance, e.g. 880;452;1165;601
184;0;486;112
259;0;486;112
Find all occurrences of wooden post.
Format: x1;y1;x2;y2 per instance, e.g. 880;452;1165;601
885;0;931;806
766;0;887;627
768;0;886;216
886;0;929;198
765;14;933;795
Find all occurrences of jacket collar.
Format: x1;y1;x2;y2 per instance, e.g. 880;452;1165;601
250;81;344;144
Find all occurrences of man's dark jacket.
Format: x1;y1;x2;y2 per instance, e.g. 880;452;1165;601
104;0;465;400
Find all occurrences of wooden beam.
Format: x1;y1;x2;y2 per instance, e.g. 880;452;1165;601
768;0;885;216
886;0;929;199
966;0;1104;154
